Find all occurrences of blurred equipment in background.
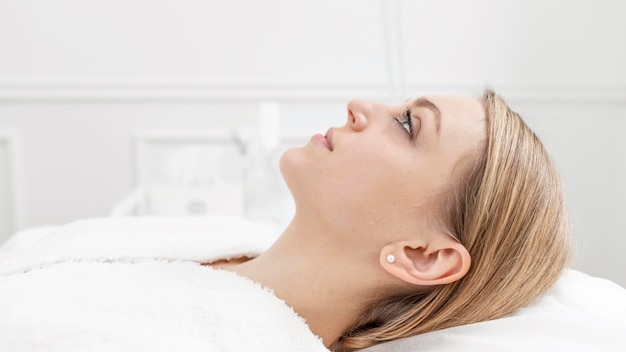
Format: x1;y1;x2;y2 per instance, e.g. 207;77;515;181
111;101;287;227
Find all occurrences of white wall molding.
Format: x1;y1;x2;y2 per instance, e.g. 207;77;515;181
406;85;626;105
0;79;394;102
0;79;624;104
380;0;407;101
0;131;23;241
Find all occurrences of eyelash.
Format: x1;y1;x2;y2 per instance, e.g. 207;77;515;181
393;107;413;138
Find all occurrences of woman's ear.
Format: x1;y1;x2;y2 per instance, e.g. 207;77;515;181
379;235;471;286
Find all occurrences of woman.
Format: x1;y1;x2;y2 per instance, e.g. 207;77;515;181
216;89;571;350
0;89;571;351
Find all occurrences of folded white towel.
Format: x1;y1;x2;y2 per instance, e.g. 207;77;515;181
0;216;277;275
3;217;625;352
0;217;328;352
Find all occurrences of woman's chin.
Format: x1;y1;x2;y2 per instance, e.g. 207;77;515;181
278;148;301;193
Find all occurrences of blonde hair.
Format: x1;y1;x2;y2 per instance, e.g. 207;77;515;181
334;89;572;351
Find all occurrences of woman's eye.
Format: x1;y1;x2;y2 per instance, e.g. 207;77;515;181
400;119;412;135
394;114;413;137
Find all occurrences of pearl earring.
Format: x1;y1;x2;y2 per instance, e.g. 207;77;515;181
386;254;395;263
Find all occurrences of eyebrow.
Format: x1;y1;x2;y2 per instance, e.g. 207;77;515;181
412;97;441;132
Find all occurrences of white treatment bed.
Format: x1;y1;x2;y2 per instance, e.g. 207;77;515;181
0;217;624;351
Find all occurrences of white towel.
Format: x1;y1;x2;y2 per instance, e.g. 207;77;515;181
360;270;626;352
0;217;328;352
3;217;625;352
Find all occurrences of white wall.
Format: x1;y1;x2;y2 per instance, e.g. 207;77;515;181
1;0;625;286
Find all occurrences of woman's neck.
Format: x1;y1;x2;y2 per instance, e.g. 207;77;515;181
225;217;387;347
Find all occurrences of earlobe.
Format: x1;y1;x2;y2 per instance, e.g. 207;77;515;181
380;237;471;287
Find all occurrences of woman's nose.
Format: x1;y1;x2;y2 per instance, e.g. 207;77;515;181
346;99;370;131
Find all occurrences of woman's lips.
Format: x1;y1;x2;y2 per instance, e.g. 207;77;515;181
311;128;333;151
325;128;334;151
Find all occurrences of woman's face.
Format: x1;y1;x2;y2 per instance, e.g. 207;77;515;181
280;95;486;237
